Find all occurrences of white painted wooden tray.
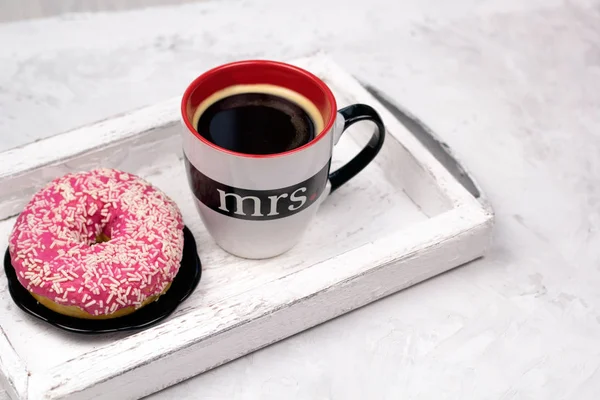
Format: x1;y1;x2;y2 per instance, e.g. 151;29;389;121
0;55;493;400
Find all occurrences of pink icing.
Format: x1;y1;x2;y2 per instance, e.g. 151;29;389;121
8;168;184;316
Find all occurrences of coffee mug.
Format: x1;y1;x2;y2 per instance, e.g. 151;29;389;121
181;60;385;259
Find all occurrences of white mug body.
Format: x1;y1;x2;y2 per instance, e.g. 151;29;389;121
182;116;340;259
181;61;340;259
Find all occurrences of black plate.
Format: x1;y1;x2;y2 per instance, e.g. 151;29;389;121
3;226;201;334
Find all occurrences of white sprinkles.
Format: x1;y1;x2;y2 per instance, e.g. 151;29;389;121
8;168;184;316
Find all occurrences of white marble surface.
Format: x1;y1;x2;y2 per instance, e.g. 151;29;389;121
1;0;600;399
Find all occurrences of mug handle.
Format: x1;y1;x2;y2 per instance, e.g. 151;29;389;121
328;104;386;192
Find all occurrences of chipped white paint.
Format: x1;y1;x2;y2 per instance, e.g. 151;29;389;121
0;327;27;400
0;56;491;399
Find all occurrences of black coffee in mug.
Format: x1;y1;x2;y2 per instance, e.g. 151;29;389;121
192;84;324;155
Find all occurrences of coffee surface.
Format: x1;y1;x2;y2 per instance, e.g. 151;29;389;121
192;84;324;155
197;92;315;155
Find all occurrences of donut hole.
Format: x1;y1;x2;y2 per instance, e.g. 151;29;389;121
86;211;117;246
94;233;111;244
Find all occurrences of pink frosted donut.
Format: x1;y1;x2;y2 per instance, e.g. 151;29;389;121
8;168;184;319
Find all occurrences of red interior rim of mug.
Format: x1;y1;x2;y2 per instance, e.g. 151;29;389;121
181;60;337;159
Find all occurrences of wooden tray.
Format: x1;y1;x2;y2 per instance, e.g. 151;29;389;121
0;55;493;400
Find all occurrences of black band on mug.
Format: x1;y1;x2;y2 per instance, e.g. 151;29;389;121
184;156;331;221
